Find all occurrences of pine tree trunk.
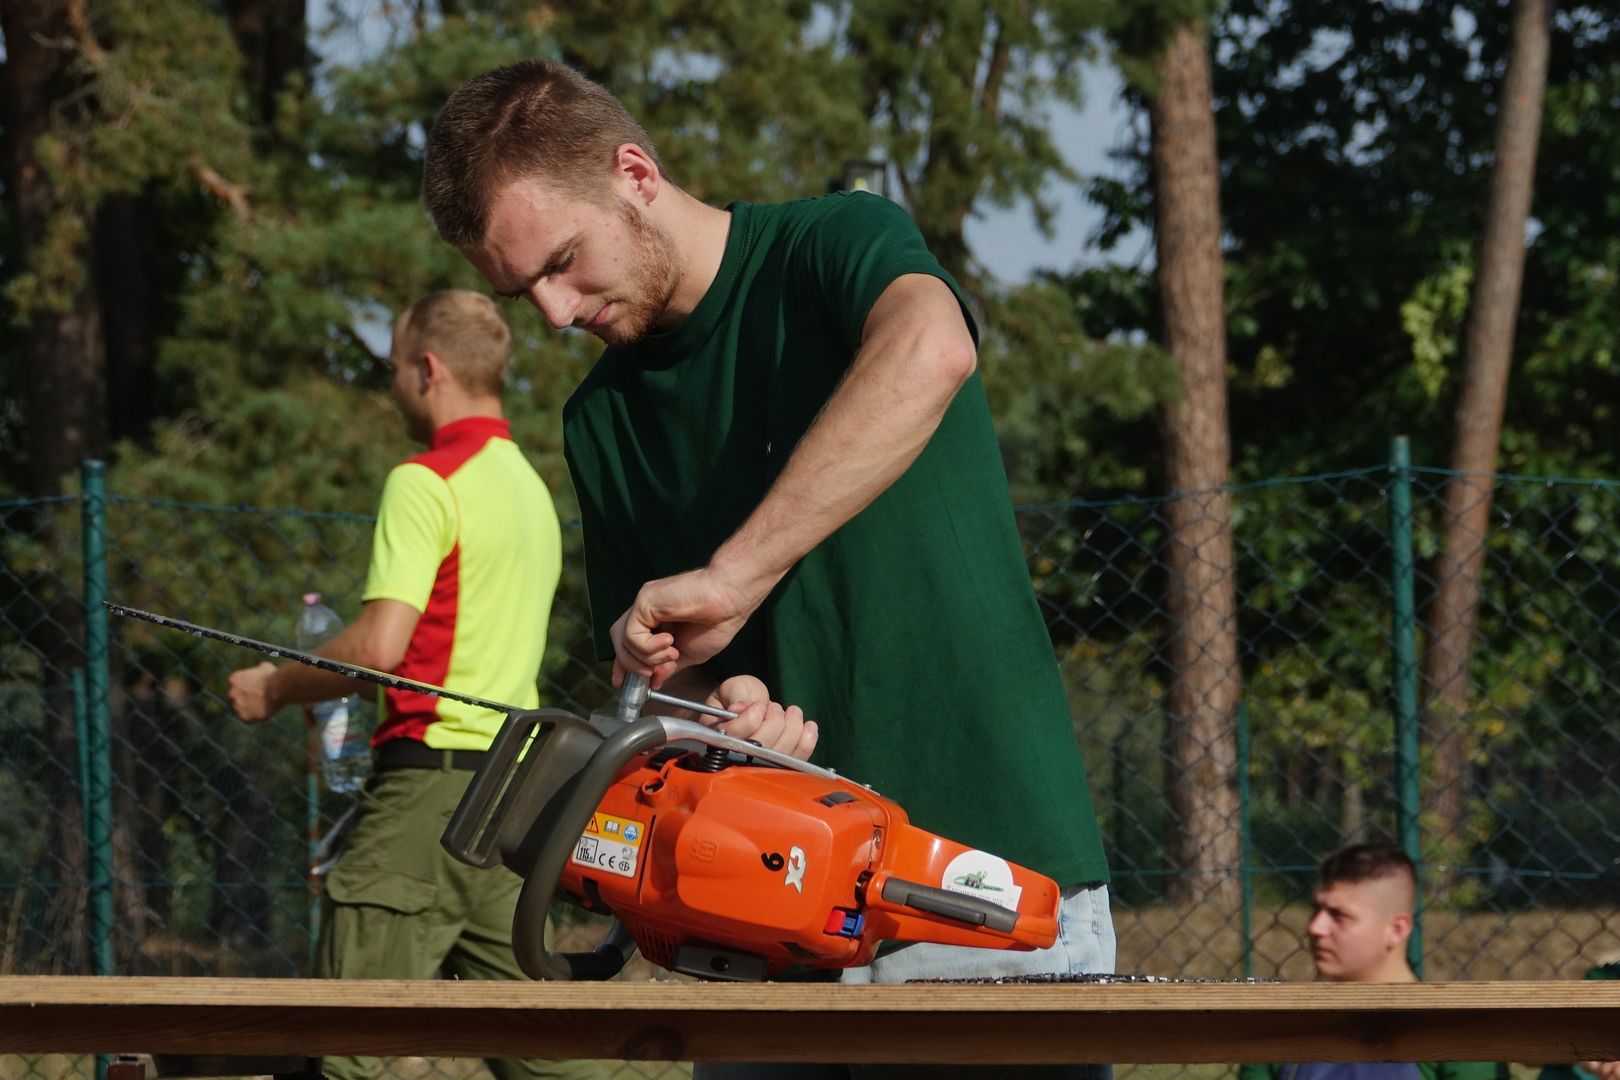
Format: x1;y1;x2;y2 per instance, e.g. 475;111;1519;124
1149;21;1242;909
2;0;114;973
224;0;308;124
1420;0;1550;862
2;0;111;497
96;196;159;447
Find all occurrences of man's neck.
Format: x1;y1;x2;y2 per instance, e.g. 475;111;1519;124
657;188;734;325
428;399;505;438
1337;959;1419;985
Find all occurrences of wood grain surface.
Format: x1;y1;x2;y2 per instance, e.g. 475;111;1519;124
1;977;1616;1064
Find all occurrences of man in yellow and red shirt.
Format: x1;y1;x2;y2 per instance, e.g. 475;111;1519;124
228;289;601;1080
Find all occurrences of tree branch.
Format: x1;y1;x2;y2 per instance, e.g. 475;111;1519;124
62;0;110;70
192;162;252;220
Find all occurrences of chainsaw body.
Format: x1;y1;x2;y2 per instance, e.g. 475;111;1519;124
443;681;1060;981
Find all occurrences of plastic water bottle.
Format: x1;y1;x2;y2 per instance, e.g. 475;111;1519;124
294;592;370;794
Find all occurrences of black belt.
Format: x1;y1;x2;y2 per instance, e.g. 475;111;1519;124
375;740;488;771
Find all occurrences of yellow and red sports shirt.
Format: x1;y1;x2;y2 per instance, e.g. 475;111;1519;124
362;416;561;750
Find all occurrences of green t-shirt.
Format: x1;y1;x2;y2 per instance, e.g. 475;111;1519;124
562;191;1107;886
1535;962;1620;1080
1237;1064;1508;1080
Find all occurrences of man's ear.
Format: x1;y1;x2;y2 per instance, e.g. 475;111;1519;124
419;349;449;391
613;143;662;205
1388;911;1413;952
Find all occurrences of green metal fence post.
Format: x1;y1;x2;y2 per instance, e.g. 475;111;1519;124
81;460;116;980
81;460;115;1080
1237;701;1254;980
73;668;89;822
1388;436;1424;975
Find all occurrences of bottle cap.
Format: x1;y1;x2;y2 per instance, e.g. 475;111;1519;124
303;592;321;606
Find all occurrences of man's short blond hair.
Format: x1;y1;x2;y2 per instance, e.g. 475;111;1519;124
400;289;511;396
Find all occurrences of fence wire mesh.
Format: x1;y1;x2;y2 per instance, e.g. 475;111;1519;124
2;458;1617;1080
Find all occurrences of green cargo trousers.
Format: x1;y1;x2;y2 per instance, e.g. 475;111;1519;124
316;761;606;1080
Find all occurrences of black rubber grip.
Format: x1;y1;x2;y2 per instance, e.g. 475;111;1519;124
880;876;1019;933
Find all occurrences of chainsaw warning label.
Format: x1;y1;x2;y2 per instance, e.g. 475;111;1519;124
571;813;645;878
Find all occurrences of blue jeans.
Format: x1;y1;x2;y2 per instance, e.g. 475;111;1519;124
693;883;1115;1080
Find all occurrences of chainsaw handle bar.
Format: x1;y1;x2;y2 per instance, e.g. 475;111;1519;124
512;715;666;980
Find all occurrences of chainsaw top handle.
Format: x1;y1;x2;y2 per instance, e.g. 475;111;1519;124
511;713;668;980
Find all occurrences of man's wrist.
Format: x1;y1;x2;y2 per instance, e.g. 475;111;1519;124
265;665;288;714
709;533;789;610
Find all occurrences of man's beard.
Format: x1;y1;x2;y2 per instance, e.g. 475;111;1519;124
591;197;681;347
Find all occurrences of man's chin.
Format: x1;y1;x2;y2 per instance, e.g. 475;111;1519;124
593;313;654;348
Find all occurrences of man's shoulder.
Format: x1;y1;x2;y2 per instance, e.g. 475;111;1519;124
382;458;448;491
563;361;612;433
373;461;454;522
744;190;913;240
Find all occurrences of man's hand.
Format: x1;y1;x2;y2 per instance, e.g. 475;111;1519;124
1578;1064;1620;1080
610;564;769;687
706;675;818;761
228;661;281;723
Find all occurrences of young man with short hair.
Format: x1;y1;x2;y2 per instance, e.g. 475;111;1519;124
228;289;601;1080
423;57;1115;1052
1239;843;1507;1080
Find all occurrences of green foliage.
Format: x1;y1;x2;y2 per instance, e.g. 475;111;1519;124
984;269;1178;503
1399;250;1474;406
5;0;253;320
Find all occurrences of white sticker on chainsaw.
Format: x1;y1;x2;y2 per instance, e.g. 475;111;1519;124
941;850;1022;912
572;813;645;879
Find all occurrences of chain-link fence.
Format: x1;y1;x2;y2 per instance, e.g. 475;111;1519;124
3;447;1618;1078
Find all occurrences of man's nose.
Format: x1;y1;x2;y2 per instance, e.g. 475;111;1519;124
528;282;578;330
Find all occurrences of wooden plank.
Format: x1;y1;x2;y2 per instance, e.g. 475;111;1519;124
0;977;1616;1064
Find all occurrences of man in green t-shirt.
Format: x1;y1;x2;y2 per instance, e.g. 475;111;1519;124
1238;844;1507;1080
422;61;1114;1014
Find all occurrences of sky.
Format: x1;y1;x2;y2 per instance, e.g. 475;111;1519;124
964;62;1151;284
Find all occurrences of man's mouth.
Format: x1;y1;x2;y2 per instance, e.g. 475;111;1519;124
584;302;612;329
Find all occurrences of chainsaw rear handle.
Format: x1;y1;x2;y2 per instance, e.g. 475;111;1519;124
511;713;669;980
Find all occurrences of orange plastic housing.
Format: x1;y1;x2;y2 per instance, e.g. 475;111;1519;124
558;752;1061;976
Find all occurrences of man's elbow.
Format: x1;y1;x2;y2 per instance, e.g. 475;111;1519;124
939;340;972;390
932;334;977;392
356;639;408;673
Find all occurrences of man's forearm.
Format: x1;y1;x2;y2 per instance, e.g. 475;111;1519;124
711;274;974;599
268;622;381;708
270;597;420;710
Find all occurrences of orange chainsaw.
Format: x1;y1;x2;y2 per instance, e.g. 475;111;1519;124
442;673;1061;981
107;603;1061;983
